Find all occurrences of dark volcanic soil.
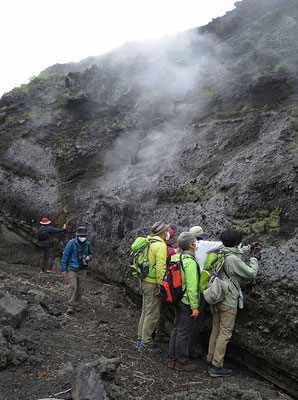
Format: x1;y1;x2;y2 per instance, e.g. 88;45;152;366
0;263;293;400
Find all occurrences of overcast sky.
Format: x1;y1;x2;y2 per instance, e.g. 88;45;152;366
0;0;237;97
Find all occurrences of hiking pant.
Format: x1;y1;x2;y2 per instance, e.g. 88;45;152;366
138;281;160;347
169;301;194;365
189;295;207;358
68;270;87;308
155;300;168;340
207;304;237;368
40;246;54;270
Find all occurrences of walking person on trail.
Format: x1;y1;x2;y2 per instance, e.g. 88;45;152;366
205;229;261;377
137;221;169;354
189;225;223;358
168;231;200;372
60;226;93;314
37;217;66;273
156;228;177;343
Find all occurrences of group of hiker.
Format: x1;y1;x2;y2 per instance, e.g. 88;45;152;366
37;217;262;378
132;221;261;377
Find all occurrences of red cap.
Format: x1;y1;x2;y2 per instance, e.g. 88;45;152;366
40;217;51;225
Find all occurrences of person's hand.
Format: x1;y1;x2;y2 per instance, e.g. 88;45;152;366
250;242;262;250
62;271;67;277
63;224;67;230
191;308;199;318
85;256;91;261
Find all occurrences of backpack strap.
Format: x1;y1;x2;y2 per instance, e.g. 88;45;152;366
222;253;240;292
181;253;200;277
69;239;76;256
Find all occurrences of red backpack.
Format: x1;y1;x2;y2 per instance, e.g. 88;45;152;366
159;254;186;304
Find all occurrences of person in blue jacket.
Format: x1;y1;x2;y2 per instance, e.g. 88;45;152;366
61;226;93;314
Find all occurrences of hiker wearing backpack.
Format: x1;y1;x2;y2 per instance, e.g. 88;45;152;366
60;226;93;314
168;231;199;372
189;226;223;272
137;221;169;354
37;217;66;273
205;229;261;378
189;225;223;358
156;228;177;343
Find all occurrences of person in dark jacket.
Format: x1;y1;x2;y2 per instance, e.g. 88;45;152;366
38;217;66;273
60;226;93;314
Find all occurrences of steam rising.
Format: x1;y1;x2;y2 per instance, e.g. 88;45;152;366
100;30;225;199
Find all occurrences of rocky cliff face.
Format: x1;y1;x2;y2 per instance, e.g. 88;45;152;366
0;0;297;396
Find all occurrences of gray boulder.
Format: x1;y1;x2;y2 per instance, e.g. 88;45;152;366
0;291;27;328
90;356;121;381
72;363;108;400
28;289;46;303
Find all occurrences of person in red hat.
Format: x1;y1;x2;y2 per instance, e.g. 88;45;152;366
37;217;66;273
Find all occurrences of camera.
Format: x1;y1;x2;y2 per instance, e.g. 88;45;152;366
79;255;88;267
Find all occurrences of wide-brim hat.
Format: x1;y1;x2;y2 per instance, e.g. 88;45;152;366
151;221;170;235
40;217;51;225
189;225;208;240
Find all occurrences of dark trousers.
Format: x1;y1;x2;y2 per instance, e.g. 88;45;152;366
40;246;54;270
169;301;194;365
189;295;207;358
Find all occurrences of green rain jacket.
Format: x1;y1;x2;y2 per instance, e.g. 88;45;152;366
220;246;259;309
171;252;199;310
143;235;167;285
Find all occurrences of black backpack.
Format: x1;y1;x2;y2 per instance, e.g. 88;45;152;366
37;226;50;241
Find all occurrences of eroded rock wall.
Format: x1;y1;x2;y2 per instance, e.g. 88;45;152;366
0;0;297;395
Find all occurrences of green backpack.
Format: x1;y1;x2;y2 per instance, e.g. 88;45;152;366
129;237;157;279
199;252;229;294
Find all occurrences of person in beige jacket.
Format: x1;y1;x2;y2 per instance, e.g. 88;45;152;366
207;229;261;377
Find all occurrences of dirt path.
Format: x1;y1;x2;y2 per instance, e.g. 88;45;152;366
0;264;293;400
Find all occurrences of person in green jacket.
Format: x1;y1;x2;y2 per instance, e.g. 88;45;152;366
138;221;169;354
207;229;261;378
168;231;199;371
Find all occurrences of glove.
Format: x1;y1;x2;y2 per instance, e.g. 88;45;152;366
191;308;199;318
250;242;262;251
252;251;262;261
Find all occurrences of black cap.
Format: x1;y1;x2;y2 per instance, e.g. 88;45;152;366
76;226;88;236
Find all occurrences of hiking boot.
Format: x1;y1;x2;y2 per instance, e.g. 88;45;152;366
136;339;141;350
168;360;176;369
209;365;233;377
175;362;197;372
138;343;162;354
47;268;56;273
207;362;212;373
39;269;45;274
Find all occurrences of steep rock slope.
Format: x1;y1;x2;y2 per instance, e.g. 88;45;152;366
0;0;297;396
